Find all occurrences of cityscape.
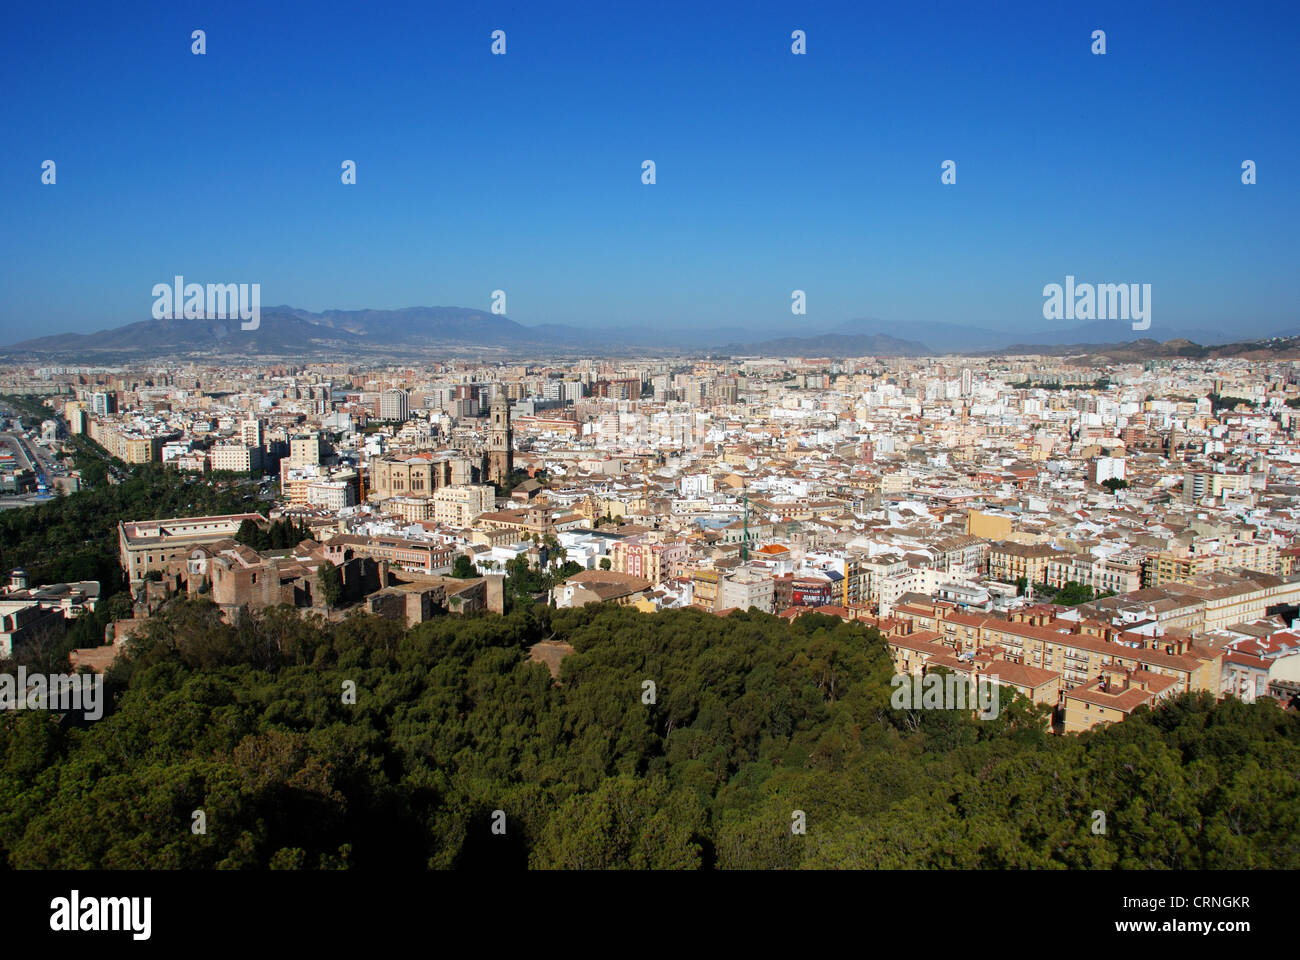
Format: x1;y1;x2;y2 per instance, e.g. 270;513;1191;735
1;348;1297;867
0;1;1294;936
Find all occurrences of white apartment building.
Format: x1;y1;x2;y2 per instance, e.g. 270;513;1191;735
306;480;355;512
210;443;263;474
1046;553;1143;595
433;484;496;527
241;418;262;447
717;570;775;614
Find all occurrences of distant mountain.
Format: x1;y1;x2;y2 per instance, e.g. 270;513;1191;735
272;306;532;344
2;306;584;359
1019;320;1237;348
523;321;757;349
4;312;365;357
989;337;1199;361
832;317;1240;352
710;332;930;357
0;305;821;359
831;318;1003;353
2;305;1287;361
983;336;1300;361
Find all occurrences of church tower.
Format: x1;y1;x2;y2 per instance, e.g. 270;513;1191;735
486;393;514;485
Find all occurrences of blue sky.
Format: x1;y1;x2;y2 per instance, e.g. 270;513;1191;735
1;0;1296;344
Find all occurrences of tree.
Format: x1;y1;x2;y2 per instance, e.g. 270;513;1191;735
599;558;612;571
12;618;69;673
504;553;546;612
1053;581;1095;606
1101;478;1129;494
77;459;108;489
317;562;344;611
1208;393;1256;413
235;517;309;551
2;594;1296;872
451;555;477;579
530;776;704;869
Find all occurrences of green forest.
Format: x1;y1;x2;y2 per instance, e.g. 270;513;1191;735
0;452;262;667
1;601;1295;869
0;456;259;593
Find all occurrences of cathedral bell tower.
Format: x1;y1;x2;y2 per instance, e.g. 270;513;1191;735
486;393;514;485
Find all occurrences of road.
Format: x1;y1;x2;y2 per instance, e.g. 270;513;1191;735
0;402;68;491
0;493;51;511
1;429;63;480
2;431;37;473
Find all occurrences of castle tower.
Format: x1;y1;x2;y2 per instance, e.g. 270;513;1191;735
486;393;514;485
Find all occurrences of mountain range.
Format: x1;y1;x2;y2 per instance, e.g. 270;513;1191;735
828;317;1245;353
0;306;1293;360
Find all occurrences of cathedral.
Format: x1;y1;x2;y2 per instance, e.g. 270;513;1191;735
485;393;514;485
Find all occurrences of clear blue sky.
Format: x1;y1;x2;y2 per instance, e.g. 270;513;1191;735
1;0;1296;344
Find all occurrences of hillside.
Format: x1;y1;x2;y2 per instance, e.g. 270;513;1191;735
0;596;1294;869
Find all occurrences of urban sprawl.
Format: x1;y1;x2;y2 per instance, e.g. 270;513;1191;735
3;352;1299;734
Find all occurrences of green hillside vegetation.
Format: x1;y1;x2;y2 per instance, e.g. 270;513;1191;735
0;457;258;592
0;457;261;669
1;601;1295;869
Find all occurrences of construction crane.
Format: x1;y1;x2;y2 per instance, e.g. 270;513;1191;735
740;488;749;562
643;464;653;528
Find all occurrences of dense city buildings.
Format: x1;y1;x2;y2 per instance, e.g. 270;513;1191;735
5;348;1300;732
2;0;1296;897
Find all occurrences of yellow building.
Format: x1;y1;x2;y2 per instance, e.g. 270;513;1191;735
988;541;1060;585
1147;551;1219;587
691;568;719;610
1063;669;1180;733
966;510;1012;540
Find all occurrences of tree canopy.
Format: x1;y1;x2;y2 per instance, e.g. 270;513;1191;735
1;599;1295;870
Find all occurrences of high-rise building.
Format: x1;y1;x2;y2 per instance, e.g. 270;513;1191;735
65;402;88;434
380;389;410;422
289;433;321;466
1087;456;1126;485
